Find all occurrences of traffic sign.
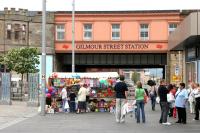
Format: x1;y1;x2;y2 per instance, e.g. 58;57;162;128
175;66;179;76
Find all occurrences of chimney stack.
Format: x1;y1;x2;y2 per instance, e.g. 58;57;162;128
24;9;28;16
4;7;8;14
10;8;16;14
18;8;24;15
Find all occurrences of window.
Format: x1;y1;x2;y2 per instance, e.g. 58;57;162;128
15;31;20;40
14;24;20;40
56;24;65;41
168;23;177;34
140;24;149;41
22;25;26;31
6;24;12;39
22;25;26;40
83;24;92;40
112;24;120;40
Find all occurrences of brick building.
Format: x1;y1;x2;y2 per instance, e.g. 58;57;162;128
54;10;193;83
0;8;196;85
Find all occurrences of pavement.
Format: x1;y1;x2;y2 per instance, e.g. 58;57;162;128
0;102;200;133
0;101;38;130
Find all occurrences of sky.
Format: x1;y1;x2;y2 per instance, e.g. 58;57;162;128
0;0;200;11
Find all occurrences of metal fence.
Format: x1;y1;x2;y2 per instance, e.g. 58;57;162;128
0;73;11;105
0;72;40;106
27;73;40;106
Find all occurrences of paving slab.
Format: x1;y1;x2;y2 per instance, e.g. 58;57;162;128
0;103;199;133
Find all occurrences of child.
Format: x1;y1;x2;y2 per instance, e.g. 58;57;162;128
69;90;77;113
51;98;58;113
110;99;116;114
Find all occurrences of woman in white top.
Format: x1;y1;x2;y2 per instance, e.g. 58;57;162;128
77;83;88;114
60;86;68;112
188;83;196;114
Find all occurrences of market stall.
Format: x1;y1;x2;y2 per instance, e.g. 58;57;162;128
46;72;119;113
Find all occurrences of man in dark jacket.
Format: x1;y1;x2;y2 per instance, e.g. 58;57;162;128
158;80;171;125
114;75;128;123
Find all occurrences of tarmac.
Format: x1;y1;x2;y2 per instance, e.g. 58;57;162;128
0;101;38;130
0;101;200;133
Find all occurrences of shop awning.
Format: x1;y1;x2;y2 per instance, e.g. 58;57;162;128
51;72;119;79
168;12;200;50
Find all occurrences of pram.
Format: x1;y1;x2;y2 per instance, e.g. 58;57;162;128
123;99;137;118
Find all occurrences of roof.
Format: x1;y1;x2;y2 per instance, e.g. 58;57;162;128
0;9;198;16
56;10;198;15
56;10;180;14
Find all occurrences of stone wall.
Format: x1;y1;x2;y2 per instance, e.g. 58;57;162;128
0;8;55;55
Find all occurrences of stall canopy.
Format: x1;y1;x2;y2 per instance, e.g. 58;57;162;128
51;72;119;79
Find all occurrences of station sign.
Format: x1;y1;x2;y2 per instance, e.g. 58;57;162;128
56;42;168;53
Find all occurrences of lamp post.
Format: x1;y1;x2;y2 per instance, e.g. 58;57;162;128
3;13;6;73
41;0;46;116
72;0;75;73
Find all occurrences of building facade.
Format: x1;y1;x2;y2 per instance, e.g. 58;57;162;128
0;8;55;99
0;8;55;75
0;9;194;84
55;10;188;82
169;11;200;84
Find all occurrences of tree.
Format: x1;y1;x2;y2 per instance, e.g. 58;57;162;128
0;55;4;72
4;47;40;74
131;71;141;84
3;47;40;99
0;55;3;63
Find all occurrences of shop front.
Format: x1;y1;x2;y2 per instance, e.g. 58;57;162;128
185;47;199;83
169;11;200;84
46;72;119;113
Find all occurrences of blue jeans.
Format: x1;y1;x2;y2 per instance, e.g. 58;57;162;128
136;100;146;123
62;99;68;112
150;95;156;110
70;101;76;112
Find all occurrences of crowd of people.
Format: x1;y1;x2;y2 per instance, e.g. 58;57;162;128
57;74;200;126
60;82;90;114
114;75;200;126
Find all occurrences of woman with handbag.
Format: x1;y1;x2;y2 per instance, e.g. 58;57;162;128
135;81;146;123
175;83;188;124
149;85;157;111
167;84;176;117
60;85;69;113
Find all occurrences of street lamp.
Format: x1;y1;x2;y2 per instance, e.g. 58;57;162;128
72;0;75;73
41;0;46;116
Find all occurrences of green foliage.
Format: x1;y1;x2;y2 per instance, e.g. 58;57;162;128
0;55;4;63
3;47;40;74
131;71;141;84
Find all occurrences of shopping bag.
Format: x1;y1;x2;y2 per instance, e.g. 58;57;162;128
144;95;148;104
38;106;41;112
167;93;175;103
156;97;160;104
122;103;129;115
173;107;176;118
64;101;69;109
